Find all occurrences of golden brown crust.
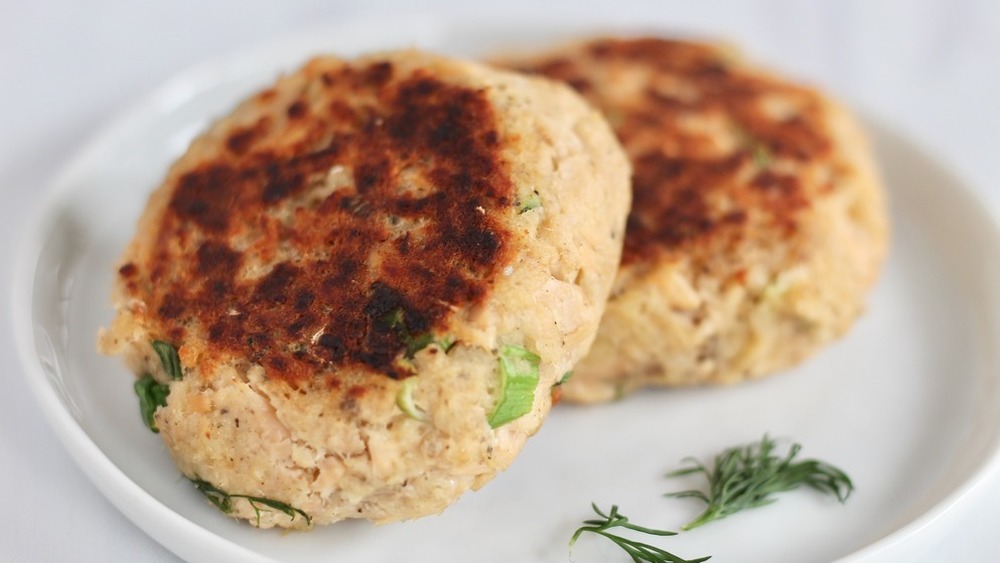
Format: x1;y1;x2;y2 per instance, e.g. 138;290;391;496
124;57;518;385
508;37;833;268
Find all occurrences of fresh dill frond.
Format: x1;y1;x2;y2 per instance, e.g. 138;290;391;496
134;340;182;433
665;435;853;530
133;374;169;433
151;340;183;380
190;478;312;527
570;503;711;563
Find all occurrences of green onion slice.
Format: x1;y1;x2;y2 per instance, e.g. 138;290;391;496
395;378;428;421
488;344;541;428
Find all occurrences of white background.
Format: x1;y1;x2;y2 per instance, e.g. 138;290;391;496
2;1;999;561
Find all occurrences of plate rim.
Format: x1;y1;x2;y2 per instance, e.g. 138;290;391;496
826;113;1000;562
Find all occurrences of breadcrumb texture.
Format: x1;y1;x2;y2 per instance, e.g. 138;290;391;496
501;37;888;402
99;50;630;527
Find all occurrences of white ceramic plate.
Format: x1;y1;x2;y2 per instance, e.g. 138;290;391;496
14;14;1000;563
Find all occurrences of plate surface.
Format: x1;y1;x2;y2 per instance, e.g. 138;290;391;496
14;15;1000;563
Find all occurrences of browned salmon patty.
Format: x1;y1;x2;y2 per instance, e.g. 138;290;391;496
499;37;888;402
99;49;630;527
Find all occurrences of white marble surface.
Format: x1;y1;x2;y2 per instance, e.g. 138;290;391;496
2;1;998;561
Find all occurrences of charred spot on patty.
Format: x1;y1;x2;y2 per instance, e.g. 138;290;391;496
286;100;308;119
143;59;516;384
225;117;272;155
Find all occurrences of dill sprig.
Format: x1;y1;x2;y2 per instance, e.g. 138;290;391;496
191;478;312;527
134;340;183;433
151;340;182;380
666;435;853;530
570;503;711;563
133;374;169;433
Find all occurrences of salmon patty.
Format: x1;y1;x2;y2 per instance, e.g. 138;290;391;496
500;37;888;402
99;50;630;527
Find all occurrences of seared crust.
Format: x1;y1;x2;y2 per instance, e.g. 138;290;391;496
100;50;630;526
501;37;888;401
129;58;515;383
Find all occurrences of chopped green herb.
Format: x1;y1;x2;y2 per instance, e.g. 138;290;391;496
403;332;434;359
134;374;170;433
395;378;428;421
517;191;542;213
436;334;457;353
732;126;772;168
383;307;455;360
190;478;312;527
570;503;710;563
613;382;627;401
488;344;540;428
553;371;573;387
382;308;406;331
666;435;853;530
151;340;183;380
750;142;771;168
193;478;233;513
